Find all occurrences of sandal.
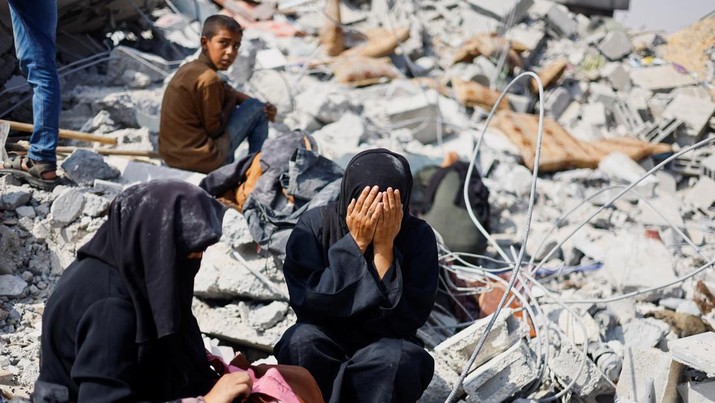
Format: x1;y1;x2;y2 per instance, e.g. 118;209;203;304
0;153;61;191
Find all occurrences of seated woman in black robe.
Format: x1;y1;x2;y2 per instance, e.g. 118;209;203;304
274;148;439;403
36;180;253;403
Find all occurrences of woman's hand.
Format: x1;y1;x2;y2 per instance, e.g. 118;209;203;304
203;372;252;403
373;188;402;249
372;188;402;278
346;185;382;254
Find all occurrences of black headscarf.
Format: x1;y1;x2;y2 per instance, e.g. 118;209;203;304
321;148;413;250
77;179;227;345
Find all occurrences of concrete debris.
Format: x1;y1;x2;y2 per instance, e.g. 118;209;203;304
668;332;715;376
463;341;538;402
615;347;683;403
0;186;32;211
0;275;27;297
60;150;120;186
678;378;715;403
434;309;527;373
2;0;715;399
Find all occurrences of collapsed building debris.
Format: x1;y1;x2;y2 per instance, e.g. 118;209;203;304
1;0;715;401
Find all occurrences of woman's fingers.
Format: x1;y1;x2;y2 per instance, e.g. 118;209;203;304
347;198;356;216
354;186;371;212
361;186;380;215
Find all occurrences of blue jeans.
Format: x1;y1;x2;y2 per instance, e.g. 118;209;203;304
224;98;269;164
9;0;61;163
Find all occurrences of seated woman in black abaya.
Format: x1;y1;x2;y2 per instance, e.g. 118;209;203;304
275;148;440;403
36;180;253;403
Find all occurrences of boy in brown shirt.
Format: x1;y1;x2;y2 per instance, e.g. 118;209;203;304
159;15;276;173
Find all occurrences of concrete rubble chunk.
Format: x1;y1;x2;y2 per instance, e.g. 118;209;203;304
0;225;22;275
418;354;460;403
678;378;715;403
668;332;715;376
598;30;633;61
248;301;289;331
0;185;32;211
505;24;545;51
192;298;295;352
545;4;577;37
463;340;537;402
434;308;527;373
0;275;27;297
15;206;36;219
81;193;111;218
194;242;285;301
544;87;572;119
630;64;697;91
686;177;715;212
467;0;534;23
50;189;85;227
598;152;658;195
60;149;120;186
589;82;617;108
617;318;671;349
386;90;440;144
602;232;676;295
615;347;683;403
600;62;630;91
663;94;715;138
220;209;255;249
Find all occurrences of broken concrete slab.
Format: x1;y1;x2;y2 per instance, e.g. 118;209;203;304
60;149;120;186
105;157;205;186
194;242;286;301
600;62;629;91
49;189;85;227
81;193;110;218
505;24;545;51
669;332;715;376
463;340;537;402
0;186;32;211
192;298;295;352
385;89;440;144
589;82;617;108
598;152;658;195
14;206;35;219
678;378;715;403
220;208;255;249
545;3;577;37
598;30;632;61
467;0;534;23
616;347;683;403
0;225;22;275
544;87;571;119
637;194;685;228
248;301;289;331
663;93;715;138
0;275;27;297
418;354;461;403
630;65;698;91
602;232;676;296
434;308;528;374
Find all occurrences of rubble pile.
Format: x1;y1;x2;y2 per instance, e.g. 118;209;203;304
1;0;715;401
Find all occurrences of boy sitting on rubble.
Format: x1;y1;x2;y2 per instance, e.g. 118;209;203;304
159;15;277;174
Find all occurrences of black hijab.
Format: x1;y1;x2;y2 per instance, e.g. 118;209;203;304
321;148;413;250
77;179;227;345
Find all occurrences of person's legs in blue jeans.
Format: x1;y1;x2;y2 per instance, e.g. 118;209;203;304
224;98;269;164
8;0;61;166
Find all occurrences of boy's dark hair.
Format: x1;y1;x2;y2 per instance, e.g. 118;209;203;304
201;15;242;39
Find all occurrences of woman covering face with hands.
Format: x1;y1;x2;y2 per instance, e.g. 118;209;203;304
275;148;439;403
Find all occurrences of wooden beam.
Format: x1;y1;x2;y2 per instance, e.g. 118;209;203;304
0;119;118;145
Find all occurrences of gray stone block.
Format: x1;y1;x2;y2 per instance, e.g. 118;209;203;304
0;275;27;297
0;186;32;211
60;149;120;186
50;189;85;227
616;347;683;403
463;341;537;402
598;30;633;60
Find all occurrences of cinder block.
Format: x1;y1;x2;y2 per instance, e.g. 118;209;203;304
434;308;528;374
463;341;537;402
598;30;633;60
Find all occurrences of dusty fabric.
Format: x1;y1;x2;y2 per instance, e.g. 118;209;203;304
38;180;226;402
275;149;439;402
159;53;231;173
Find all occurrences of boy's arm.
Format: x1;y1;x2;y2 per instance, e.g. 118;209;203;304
223;82;251;104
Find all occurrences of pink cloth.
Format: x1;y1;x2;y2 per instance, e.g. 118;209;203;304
207;353;301;403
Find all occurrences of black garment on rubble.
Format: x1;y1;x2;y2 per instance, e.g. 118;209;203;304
275;149;439;403
37;180;226;402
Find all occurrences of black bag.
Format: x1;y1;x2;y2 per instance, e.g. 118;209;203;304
413;160;490;254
